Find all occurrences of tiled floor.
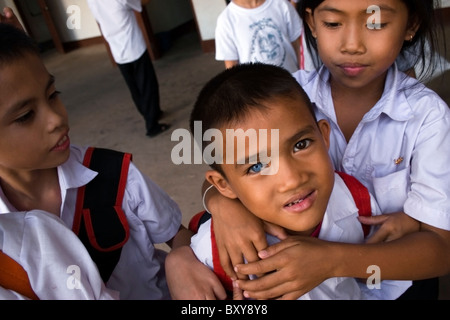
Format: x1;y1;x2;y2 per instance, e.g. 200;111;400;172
41;28;450;300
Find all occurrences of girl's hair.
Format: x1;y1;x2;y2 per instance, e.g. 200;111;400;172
298;0;446;81
0;23;40;67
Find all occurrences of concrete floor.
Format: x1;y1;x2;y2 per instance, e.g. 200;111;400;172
40;31;450;300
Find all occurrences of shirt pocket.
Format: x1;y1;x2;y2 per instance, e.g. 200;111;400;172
372;168;410;214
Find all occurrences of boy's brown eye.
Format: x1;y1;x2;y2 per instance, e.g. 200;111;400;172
15;110;34;123
294;139;312;151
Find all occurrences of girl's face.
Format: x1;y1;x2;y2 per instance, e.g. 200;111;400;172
305;0;418;90
0;53;70;173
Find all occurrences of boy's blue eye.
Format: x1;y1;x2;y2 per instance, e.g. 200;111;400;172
248;162;265;174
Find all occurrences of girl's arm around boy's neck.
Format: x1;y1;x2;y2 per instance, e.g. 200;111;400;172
232;224;450;299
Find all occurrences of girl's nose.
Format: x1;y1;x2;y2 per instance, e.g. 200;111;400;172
340;23;366;55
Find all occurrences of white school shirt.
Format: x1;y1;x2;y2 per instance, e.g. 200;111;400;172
0;145;182;300
215;0;302;73
0;210;119;300
87;0;147;64
191;173;411;300
293;66;450;230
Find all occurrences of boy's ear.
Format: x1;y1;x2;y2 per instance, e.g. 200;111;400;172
205;170;238;200
305;8;317;38
317;119;331;150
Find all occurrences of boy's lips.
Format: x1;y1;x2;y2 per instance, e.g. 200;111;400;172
52;134;70;151
283;190;317;213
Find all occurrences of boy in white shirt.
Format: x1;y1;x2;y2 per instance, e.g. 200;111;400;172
184;62;409;299
0;21;220;300
215;0;302;73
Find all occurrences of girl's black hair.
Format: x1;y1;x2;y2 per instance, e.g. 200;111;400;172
0;23;40;66
298;0;446;81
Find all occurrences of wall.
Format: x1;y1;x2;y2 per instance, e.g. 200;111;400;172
47;0;100;42
190;0;225;41
442;0;450;8
1;0;193;43
146;0;193;34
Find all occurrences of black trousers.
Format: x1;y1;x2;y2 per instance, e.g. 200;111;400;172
117;50;161;134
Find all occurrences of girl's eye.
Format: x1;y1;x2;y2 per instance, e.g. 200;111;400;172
248;162;267;174
15;110;34;124
323;21;340;28
367;22;388;30
294;139;312;152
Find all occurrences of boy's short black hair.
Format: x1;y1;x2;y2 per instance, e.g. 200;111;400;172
190;62;316;152
0;23;39;67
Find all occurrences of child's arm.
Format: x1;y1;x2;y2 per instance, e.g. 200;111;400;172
358;211;420;244
224;60;238;69
233;221;450;300
165;225;228;300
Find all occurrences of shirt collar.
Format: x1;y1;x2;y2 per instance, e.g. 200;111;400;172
57;149;97;191
313;65;415;123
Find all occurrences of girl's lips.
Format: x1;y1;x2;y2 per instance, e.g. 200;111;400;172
339;64;367;77
52;135;70;151
284;190;317;214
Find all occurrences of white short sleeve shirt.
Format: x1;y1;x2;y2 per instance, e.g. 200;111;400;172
215;0;302;73
0;210;119;300
87;0;147;64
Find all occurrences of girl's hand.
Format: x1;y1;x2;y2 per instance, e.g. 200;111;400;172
165;246;227;300
0;7;24;31
358;211;420;244
211;198;269;280
205;185;269;279
234;236;334;300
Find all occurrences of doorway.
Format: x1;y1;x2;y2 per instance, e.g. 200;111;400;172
13;0;65;53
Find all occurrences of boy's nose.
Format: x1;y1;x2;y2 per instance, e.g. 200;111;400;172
46;103;68;131
276;158;307;193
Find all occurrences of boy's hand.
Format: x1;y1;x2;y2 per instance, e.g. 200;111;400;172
234;236;332;300
0;7;24;31
165;246;227;300
358;211;420;244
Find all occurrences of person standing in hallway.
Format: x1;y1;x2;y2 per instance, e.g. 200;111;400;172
215;0;303;73
87;0;170;138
